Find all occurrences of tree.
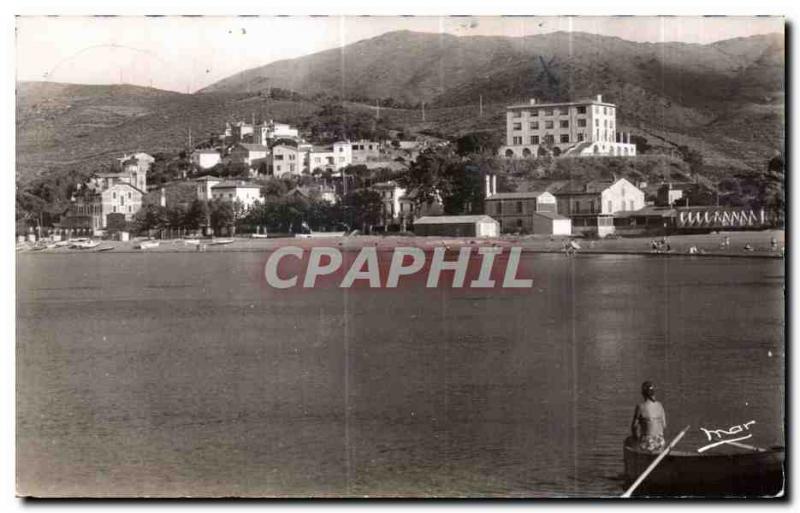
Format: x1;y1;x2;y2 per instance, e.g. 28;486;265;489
677;145;704;176
630;135;651;154
762;153;785;226
341;189;383;233
133;203;169;233
185;199;210;230
455;131;503;156
209;199;235;233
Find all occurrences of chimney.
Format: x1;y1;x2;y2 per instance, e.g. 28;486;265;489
160;187;167;208
529;98;537;105
596;94;602;103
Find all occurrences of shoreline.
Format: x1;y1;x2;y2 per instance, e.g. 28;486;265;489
16;230;785;259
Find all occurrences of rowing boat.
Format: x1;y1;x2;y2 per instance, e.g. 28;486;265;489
135;240;160;250
208;238;235;245
623;437;784;496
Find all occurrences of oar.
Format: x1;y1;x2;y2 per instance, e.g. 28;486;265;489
621;425;691;498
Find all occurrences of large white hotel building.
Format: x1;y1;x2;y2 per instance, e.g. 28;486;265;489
499;95;636;158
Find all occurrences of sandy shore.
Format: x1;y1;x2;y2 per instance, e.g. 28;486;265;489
18;229;785;258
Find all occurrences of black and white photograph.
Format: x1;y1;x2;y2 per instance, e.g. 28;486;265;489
12;13;786;499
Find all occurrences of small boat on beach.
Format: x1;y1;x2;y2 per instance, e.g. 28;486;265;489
135;240;160;250
95;246;114;252
208;238;235;245
182;239;201;245
623;437;784;496
70;240;101;249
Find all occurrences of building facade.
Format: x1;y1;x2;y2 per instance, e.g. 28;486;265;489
210;181;263;210
484;191;571;235
413;215;500;238
553;178;645;237
62;158;148;231
252;120;299;146
270;144;301;177
191;149;222;170
230;143;269;168
372;181;407;227
195;176;222;201
499;95;637;158
351;140;381;163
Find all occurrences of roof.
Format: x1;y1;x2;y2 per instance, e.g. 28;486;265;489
195;175;221;182
552;178;637;195
193;149;220;154
310;145;334;153
614;206;677;218
271;143;298;151
211;181;261;189
486;191;552;200
532;211;570;221
414;215;498;225
507;98;616;110
235;143;269;152
372;181;401;189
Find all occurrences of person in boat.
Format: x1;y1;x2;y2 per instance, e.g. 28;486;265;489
631;381;667;452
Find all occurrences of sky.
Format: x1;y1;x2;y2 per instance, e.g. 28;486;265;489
15;15;784;94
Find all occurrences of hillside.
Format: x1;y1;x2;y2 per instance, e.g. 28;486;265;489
16;82;320;183
200;30;785;173
16;29;784;187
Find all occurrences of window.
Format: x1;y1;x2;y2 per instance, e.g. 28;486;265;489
604;119;608;128
513;123;522;130
545;109;554;116
578;119;587;127
531;135;540;145
275;154;284;161
560;120;569;128
545;120;554;129
289;154;296;160
516;201;523;214
558;134;568;143
531;110;539;117
113;206;117;213
544;134;554;144
629;200;635;211
577;133;585;142
120;196;125;206
517;219;523;228
339;147;344;152
559;107;569;115
512;136;523;145
595;119;599;127
603;107;607;114
577;106;587;114
289;164;295;172
112;192;117;199
530;122;539;130
607;200;613;212
128;192;132;199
